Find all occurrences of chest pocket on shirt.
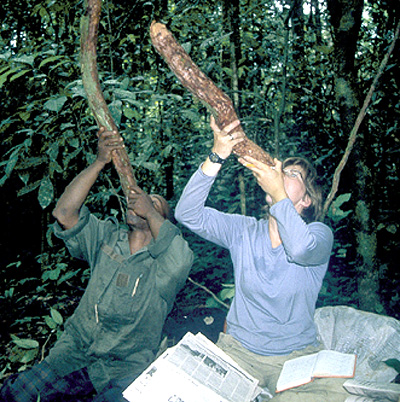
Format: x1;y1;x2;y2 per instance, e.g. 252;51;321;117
98;243;155;324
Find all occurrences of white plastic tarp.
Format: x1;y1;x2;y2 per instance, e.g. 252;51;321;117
314;306;400;384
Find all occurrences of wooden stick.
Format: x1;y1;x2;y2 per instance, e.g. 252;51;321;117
150;21;274;166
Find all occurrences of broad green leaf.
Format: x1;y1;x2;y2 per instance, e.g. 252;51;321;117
69;138;80;148
0;51;11;61
12;338;39;349
38;176;54;209
220;287;235;301
14;55;35;66
47;142;59;161
50;308;63;325
18;111;31;121
20;348;38;363
43;96;67;112
45;315;57;329
205;298;219;308
57;269;80;286
386;224;397;234
39;55;65;68
19;172;29;186
10;69;31;82
127;34;138;43
48;267;61;280
18;156;47;170
329;193;352;221
109;99;122;126
384;359;400;374
5;148;20;177
0;68;18;88
17;180;41;197
123;107;137;120
4;287;14;298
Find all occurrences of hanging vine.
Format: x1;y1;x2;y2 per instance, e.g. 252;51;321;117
80;0;136;197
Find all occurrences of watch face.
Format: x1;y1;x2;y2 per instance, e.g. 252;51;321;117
209;152;225;164
209;153;219;163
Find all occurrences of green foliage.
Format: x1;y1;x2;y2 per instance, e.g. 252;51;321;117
0;307;64;379
205;283;235;309
384;359;400;374
327;193;352;223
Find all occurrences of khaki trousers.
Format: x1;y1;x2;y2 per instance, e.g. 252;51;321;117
216;332;350;402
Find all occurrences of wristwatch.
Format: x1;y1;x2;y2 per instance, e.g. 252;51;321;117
208;151;226;164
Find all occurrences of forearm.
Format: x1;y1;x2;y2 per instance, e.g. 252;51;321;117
200;115;243;177
271;199;333;265
175;167;215;228
176;168;245;250
53;159;106;229
201;155;223;177
146;213;165;239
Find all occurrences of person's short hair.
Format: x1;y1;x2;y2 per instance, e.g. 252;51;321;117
282;156;323;222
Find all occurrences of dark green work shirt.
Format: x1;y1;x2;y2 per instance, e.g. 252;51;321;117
48;206;193;391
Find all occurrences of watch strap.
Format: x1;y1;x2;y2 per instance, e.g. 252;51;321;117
208;151;226;164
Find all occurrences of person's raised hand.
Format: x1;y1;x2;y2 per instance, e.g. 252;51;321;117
210;115;245;160
126;185;158;221
239;156;287;204
96;127;124;164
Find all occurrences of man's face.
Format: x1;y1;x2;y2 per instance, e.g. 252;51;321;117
125;194;170;229
150;194;170;219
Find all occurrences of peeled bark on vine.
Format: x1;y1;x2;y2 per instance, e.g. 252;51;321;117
150;21;274;166
80;0;136;197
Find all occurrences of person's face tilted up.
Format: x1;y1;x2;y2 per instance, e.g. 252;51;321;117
125;186;172;231
270;163;311;213
238;155;322;223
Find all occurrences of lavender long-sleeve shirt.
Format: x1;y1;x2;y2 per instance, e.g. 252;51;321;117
175;167;333;356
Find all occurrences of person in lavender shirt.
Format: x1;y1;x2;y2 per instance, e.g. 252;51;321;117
175;116;350;401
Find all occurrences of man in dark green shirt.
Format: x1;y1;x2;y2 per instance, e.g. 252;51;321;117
1;128;193;401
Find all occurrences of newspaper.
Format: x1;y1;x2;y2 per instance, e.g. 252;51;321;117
343;379;400;402
123;332;262;402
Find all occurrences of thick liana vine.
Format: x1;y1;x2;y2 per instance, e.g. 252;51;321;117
150;21;274;166
80;0;136;197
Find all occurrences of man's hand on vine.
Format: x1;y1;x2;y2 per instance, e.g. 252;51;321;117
96;127;124;164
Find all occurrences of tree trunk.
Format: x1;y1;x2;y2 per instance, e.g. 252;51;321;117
153;1;174;200
80;0;136;197
274;16;290;157
223;0;247;215
327;0;385;314
310;0;323;45
150;21;274;167
290;0;307;143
